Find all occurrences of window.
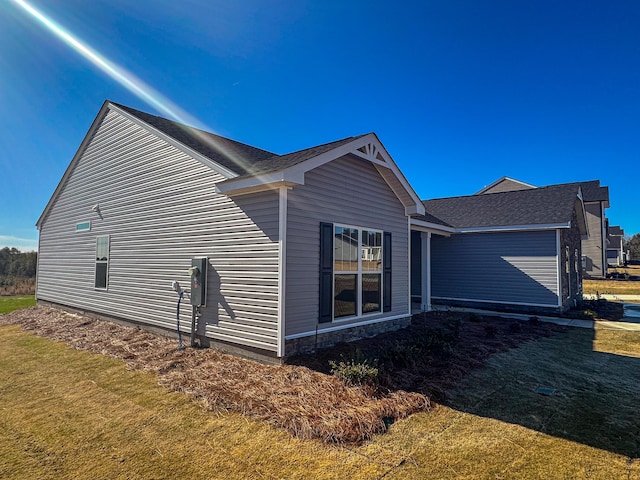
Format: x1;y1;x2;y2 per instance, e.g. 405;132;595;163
319;222;391;323
333;225;382;319
95;235;109;289
76;221;91;232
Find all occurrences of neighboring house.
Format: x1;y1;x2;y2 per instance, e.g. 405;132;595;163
412;184;588;313
477;177;610;279
607;225;626;267
36;101;434;361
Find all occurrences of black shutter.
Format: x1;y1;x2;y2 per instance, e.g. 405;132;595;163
319;222;334;323
383;231;392;312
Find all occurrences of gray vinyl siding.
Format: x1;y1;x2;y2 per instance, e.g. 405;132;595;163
431;230;559;306
582;202;606;278
285;154;409;337
37;108;280;352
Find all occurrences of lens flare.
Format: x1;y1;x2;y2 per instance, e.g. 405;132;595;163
9;0;254;176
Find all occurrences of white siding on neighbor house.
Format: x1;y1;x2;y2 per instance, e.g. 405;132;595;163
285;154;409;338
582;202;606;278
431;230;559;307
37;109;281;352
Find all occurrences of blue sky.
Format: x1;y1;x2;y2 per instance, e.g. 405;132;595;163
1;0;638;251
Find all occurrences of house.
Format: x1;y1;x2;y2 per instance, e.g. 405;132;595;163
36;101;439;361
36;101;600;361
477;177;610;279
607;225;626;267
410;185;588;313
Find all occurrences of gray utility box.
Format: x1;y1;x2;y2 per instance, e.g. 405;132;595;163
190;257;208;306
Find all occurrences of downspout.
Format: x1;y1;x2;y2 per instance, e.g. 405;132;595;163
276;186;288;358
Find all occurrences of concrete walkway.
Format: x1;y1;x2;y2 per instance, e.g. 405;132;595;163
583;293;640;302
428;304;640;331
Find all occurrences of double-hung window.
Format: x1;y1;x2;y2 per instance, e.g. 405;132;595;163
333;225;383;319
319;222;391;323
95;235;110;289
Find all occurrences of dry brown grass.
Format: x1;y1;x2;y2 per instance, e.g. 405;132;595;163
0;277;35;296
583;265;640;296
583;278;640;296
3;304;639;478
0;306;428;444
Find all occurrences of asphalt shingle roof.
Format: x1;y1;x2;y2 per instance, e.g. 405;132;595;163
423;183;582;229
112;102;365;179
112;103;277;176
557;180;609;203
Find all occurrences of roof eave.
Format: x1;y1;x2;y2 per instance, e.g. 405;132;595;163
36;100;113;229
410;218;455;236
217;133;426;216
454;222;572;234
108;103;240;180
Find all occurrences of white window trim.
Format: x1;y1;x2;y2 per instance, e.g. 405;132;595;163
95;235;110;291
75;221;91;232
332;223;383;321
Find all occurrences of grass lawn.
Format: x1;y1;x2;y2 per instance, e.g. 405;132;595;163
0;295;36;314
583;264;640;297
1;312;639;478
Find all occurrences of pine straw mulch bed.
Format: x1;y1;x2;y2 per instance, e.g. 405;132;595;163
0;306;427;444
3;303;593;443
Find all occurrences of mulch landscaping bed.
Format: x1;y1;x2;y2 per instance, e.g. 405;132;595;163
288;311;565;403
0;304;580;443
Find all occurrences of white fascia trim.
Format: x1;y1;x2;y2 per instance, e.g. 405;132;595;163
276;186;288;357
432;296;559;309
109;103;239;180
455;223;570;234
364;135;425;216
215;171;305;195
37;101;112;228
216;133;425;214
410;218;455;235
475;176;536;195
284;313;410;340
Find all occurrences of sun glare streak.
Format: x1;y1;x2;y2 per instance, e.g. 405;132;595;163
10;0;254;175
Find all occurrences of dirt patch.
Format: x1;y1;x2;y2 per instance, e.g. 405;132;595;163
0;306;426;444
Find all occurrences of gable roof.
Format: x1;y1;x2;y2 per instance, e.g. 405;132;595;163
475;176;535;195
608;225;624;236
112;103;276;177
554;180;610;206
423;183;587;233
476;176;610;207
38;101;426;227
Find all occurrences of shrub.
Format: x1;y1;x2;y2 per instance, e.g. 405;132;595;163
381;341;419;369
529;316;540;326
329;358;379;387
468;313;482;323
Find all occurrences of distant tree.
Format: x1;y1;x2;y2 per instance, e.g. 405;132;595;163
627;234;640;261
0;247;37;278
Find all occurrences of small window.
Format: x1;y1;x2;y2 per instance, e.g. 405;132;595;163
76;221;91;232
95;235;110;289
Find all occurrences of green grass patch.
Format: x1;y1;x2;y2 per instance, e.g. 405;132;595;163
0;296;36;314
